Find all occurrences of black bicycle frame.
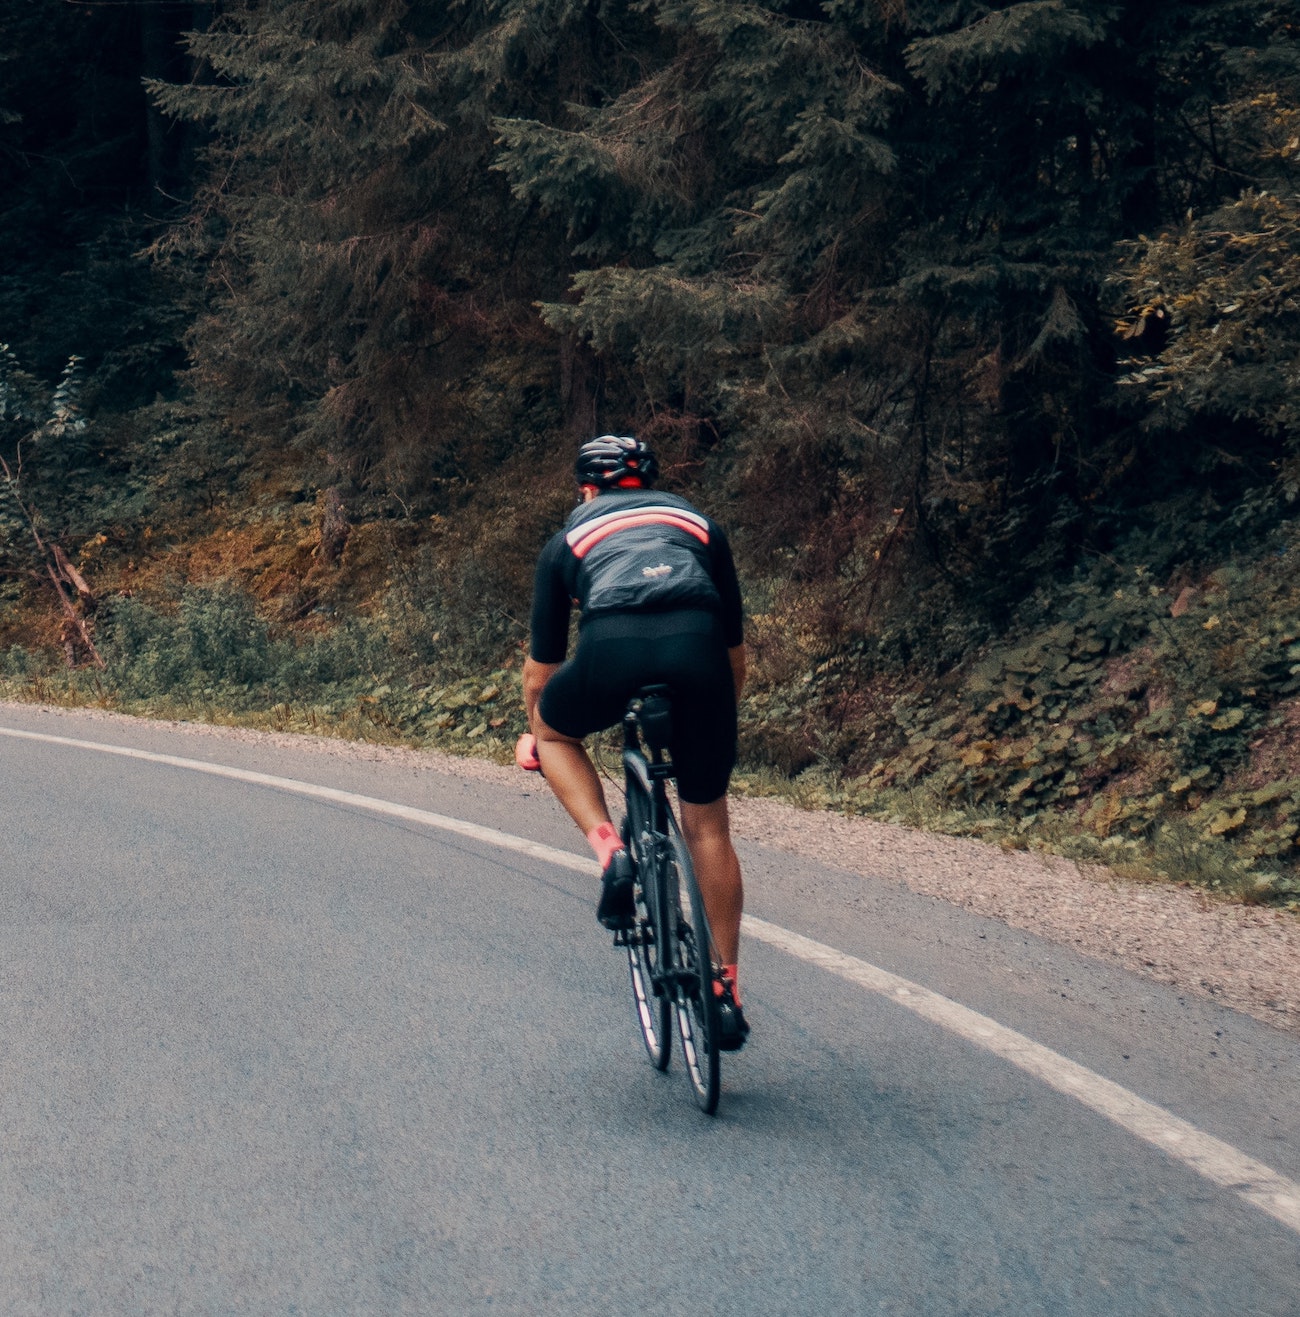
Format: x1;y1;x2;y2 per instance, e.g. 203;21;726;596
622;699;672;833
620;688;698;999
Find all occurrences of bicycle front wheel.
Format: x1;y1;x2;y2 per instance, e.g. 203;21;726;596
667;830;721;1114
624;814;671;1070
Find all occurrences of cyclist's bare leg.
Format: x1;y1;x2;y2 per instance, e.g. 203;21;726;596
525;656;612;835
534;716;612;835
679;796;743;970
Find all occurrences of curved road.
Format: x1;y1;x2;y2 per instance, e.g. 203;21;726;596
1;704;1298;1315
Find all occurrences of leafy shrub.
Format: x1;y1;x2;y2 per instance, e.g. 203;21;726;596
733;521;1300;909
5;579;531;760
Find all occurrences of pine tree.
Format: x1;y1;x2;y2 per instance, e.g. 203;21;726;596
153;0;1300;657
0;0;187;393
152;0;652;498
495;0;1299;635
1113;7;1300;500
493;0;906;584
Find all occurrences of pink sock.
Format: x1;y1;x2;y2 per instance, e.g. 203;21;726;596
586;821;623;870
714;963;741;1005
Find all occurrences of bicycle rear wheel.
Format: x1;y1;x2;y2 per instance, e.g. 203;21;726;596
623;812;671;1070
667;829;721;1114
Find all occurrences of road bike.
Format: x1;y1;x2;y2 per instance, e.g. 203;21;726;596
612;685;724;1114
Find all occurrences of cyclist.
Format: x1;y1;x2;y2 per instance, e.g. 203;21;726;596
518;435;749;1049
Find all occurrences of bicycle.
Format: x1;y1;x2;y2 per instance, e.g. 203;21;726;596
611;684;724;1114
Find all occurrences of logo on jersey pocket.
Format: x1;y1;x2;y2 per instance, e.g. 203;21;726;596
641;563;674;578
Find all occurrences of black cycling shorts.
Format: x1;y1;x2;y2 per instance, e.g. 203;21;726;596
538;609;737;805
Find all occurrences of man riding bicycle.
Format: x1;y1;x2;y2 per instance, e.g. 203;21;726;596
518;435;750;1049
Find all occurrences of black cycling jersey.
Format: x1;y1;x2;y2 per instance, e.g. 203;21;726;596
529;489;744;664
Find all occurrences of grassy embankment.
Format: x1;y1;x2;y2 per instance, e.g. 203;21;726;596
4;473;1300;915
2;458;1300;911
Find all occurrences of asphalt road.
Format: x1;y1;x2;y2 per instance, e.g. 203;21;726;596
1;704;1298;1316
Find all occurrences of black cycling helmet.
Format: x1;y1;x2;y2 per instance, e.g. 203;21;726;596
574;434;659;488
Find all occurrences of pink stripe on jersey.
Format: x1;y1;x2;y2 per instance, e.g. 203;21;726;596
569;510;710;559
566;503;710;547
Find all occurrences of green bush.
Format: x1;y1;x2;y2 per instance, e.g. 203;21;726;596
2;579;530;759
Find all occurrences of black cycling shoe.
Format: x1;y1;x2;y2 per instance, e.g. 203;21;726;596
596;848;636;930
716;988;750;1052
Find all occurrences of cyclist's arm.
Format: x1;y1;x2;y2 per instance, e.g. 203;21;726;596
523;657;561;735
707;522;744;647
524;532;572;733
708;521;745;706
729;644;746;705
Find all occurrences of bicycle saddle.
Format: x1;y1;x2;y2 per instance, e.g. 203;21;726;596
634;684;674;753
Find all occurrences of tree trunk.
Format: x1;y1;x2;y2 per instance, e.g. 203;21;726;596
559;334;602;440
141;3;195;197
319;486;351;565
141;7;172;196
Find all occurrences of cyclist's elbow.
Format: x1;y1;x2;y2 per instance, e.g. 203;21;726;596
523;655;559;709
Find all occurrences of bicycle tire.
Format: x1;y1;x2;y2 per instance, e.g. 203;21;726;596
622;807;671;1070
667;828;721;1114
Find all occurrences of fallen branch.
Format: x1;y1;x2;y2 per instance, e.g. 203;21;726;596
0;450;105;669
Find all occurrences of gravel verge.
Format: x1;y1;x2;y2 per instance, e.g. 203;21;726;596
8;702;1298;1034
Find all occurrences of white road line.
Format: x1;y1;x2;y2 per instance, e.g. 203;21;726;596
741;917;1300;1237
0;725;593;875
4;722;1300;1238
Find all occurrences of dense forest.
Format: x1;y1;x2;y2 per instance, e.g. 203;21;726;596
2;1;1299;903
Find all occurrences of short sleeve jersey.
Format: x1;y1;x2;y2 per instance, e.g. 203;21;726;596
529;492;744;664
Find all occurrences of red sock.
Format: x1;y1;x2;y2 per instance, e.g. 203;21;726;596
713;963;741;1005
586;821;623;870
